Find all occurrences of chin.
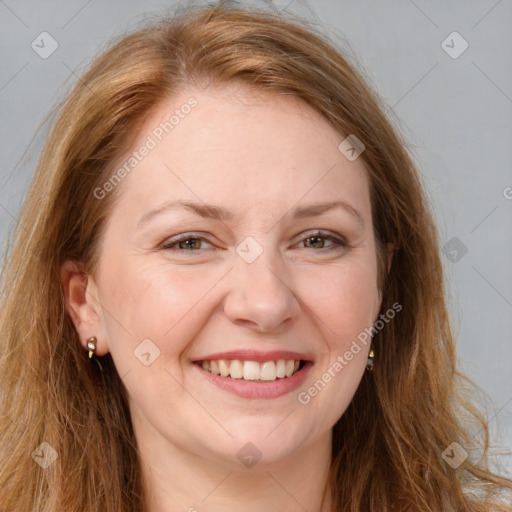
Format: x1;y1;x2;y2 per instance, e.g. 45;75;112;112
195;421;312;469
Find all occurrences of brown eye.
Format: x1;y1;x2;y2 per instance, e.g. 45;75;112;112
298;231;347;251
303;235;329;249
175;238;203;250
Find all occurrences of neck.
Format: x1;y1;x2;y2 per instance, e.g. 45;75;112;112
136;425;333;512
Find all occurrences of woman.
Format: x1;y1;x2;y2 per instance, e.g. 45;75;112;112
0;2;511;511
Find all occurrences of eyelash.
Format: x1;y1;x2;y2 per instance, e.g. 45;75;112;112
160;230;348;255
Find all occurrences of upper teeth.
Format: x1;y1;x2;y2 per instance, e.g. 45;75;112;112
201;359;301;381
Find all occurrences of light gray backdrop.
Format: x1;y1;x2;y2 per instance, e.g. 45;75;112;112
1;0;511;474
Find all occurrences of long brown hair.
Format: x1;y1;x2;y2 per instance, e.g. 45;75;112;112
1;3;511;510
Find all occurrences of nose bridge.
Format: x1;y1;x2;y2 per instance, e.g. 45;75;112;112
224;233;298;331
235;233;289;296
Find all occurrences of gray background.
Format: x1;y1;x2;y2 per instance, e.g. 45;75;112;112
1;0;511;474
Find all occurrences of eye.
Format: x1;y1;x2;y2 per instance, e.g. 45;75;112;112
160;233;212;252
159;230;348;255
297;231;347;251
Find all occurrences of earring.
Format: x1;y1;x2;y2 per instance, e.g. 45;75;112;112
87;337;97;359
366;348;374;371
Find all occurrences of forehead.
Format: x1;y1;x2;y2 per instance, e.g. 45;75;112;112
107;83;371;225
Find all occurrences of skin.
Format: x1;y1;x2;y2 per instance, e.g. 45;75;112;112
62;82;391;511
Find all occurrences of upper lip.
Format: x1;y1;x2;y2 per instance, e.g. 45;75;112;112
193;349;313;363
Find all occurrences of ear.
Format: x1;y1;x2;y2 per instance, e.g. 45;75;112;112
60;260;109;356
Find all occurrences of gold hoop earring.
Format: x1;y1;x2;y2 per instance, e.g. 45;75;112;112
87;337;97;359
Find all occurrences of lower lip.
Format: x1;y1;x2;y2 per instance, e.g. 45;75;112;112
194;361;313;399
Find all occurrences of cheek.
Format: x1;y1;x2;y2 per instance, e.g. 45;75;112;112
296;261;378;425
305;257;380;342
98;257;219;354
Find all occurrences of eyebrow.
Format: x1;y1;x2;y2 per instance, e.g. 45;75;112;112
137;199;365;229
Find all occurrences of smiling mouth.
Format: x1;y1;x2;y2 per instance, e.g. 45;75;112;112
196;359;306;381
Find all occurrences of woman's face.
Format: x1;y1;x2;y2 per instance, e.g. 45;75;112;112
74;83;383;467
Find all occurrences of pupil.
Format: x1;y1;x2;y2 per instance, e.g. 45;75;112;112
181;239;199;250
306;236;323;249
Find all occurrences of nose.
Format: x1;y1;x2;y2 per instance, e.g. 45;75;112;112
223;245;300;334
